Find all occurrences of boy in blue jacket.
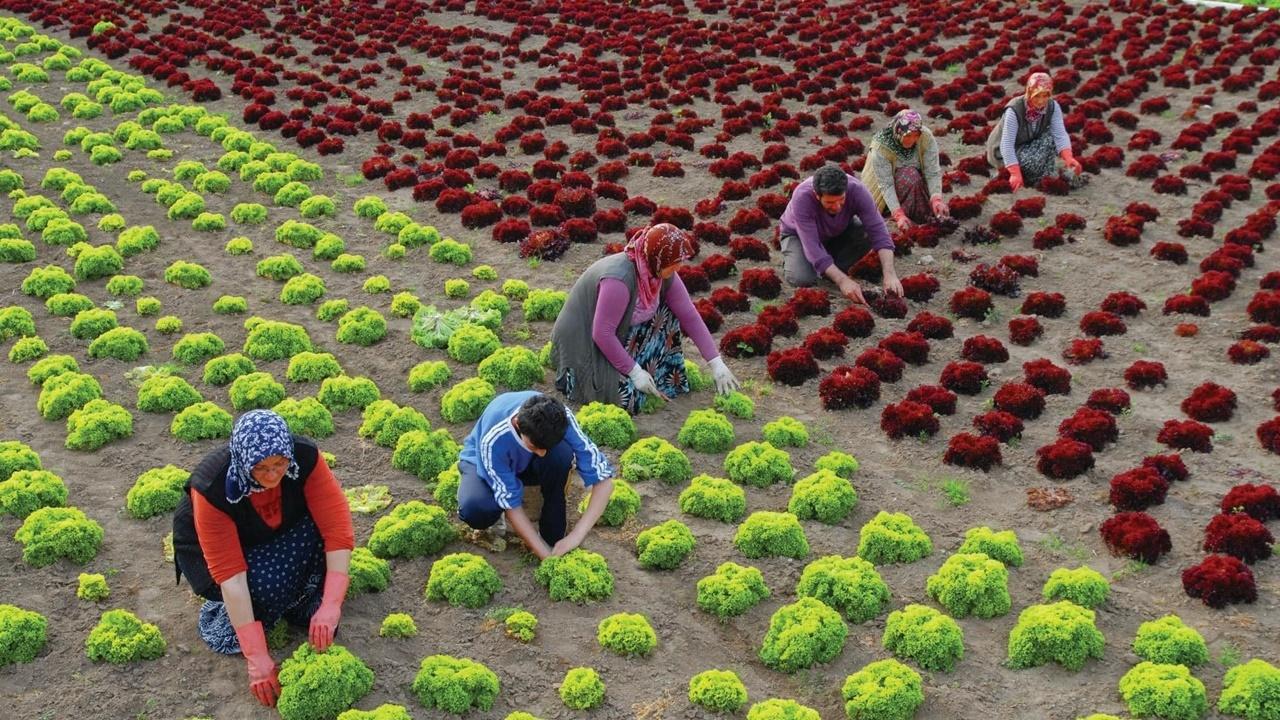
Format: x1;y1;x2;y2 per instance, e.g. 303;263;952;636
457;391;616;559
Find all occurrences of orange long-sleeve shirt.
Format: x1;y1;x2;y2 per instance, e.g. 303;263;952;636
191;453;354;584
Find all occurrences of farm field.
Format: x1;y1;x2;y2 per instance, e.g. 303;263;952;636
0;0;1278;719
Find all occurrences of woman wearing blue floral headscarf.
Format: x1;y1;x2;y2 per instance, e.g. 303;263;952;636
172;410;354;707
862;109;948;231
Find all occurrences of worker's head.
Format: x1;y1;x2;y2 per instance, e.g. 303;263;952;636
514;394;569;456
812;164;848;214
891;109;924;149
1025;72;1053;111
628;222;695;280
228;409;297;502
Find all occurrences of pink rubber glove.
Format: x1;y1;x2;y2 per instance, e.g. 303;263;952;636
930;195;948;218
1008;165;1024;192
234;620;280;707
308;571;349;652
1059;149;1083;175
891;207;911;230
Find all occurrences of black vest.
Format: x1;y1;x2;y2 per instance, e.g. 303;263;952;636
1009;97;1055;147
172;437;319;597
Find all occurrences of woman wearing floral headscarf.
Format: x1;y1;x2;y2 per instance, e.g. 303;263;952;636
172;410;354;708
863;109;948;230
987;72;1084;191
551;222;739;414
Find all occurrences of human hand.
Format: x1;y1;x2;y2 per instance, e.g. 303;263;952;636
883;272;904;298
1008;165;1024;192
707;356;739;395
626;364;663;398
234;621;280;707
1060;149;1083;175
550;532;583;557
891;207;912;231
930;195;949;218
308;571;348;652
837;277;867;305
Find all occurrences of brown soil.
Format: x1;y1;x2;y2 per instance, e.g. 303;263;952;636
1;3;1278;720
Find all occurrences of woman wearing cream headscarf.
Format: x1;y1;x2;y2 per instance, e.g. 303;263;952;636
862;109;948;231
986;72;1083;192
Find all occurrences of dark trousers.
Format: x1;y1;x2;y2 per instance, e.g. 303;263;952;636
457;439;573;546
780;219;871;287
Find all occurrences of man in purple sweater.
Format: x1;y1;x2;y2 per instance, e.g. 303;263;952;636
778;164;903;305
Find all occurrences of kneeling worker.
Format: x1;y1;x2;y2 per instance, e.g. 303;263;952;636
457;391;615;559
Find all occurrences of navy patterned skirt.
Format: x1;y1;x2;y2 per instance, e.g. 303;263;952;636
197;515;326;655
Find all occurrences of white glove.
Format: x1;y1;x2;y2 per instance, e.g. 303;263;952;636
627;364;662;397
707;357;740;395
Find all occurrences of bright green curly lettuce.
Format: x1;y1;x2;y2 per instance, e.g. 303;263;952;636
762;416;809;447
0;469;66;518
125;465;190;519
1219;658;1280;720
1042;566;1110;609
723;441;793;487
534;549;613;603
696;562;770;619
678;474;746;523
425;553;501;609
559;667;605;710
277;643;374;720
577;479;639;527
1118;661;1207;720
688;669;748;714
840;659;923;720
734;511;809;559
65;398;133;450
788;469;858;524
796;555;889;624
619;436;691;485
1133;615;1208;667
411;655;499;714
759;597;847;672
0;604;47;667
597;612;656;657
1007;601;1105;671
925;552;1011;619
882;604;964;672
956;526;1024;567
84;609;165;664
677;409;735;453
440;377;495;424
857;511;931;565
635;519;696;570
367;501;455;559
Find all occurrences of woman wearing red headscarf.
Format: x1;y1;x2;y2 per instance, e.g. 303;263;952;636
551;223;738;414
986;72;1084;192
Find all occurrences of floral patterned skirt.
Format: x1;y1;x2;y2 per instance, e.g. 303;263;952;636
894;166;934;224
1015;130;1087;190
617;304;690;414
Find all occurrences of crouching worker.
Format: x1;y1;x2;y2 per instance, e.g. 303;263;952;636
779;163;902;305
457;391;615;560
985;71;1084;192
862;109;949;231
172;410;355;708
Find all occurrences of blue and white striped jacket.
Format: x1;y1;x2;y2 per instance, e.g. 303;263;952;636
458;391;613;510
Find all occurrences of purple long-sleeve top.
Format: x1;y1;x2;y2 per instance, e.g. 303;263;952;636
778;174;894;276
591;274;718;374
